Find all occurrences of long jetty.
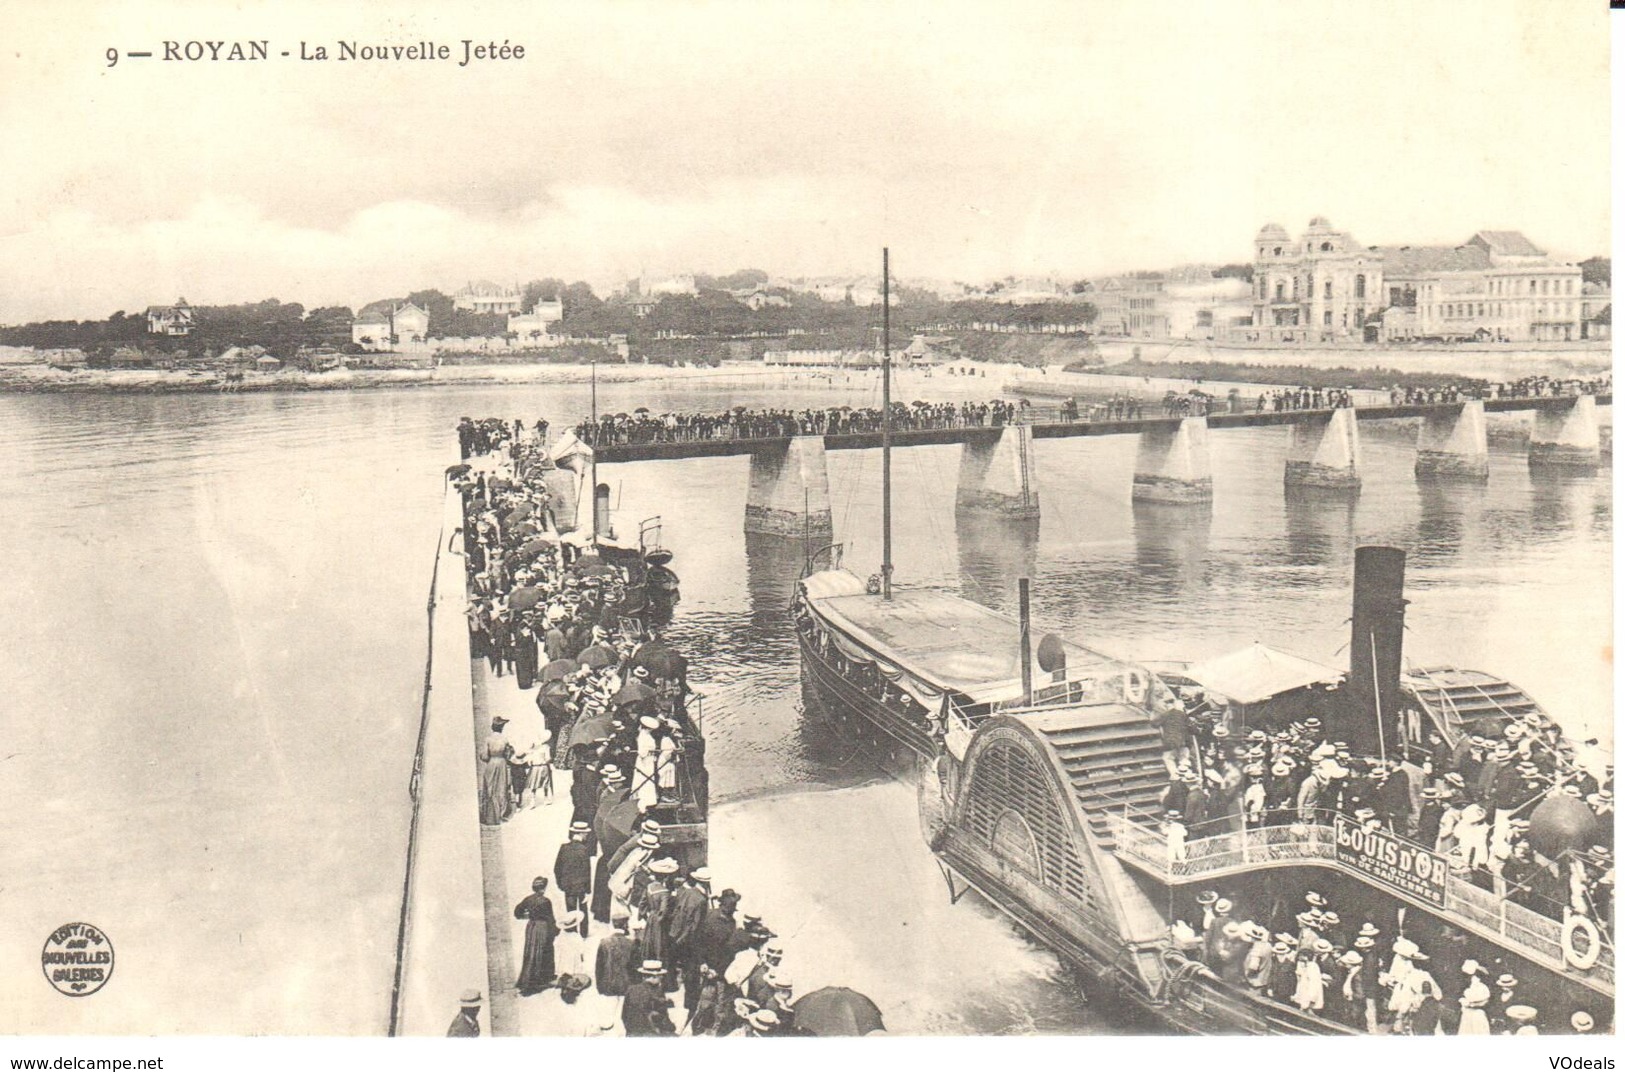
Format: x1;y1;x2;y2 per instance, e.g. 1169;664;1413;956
589;394;1611;533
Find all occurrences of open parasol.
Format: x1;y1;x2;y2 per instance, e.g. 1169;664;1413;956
629;641;686;681
541;658;578;683
577;643;618;669
790;987;885;1036
508;586;546;611
612;680;658;709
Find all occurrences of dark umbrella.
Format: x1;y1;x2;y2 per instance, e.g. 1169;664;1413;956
570;710;616;746
510;520;541;538
1527;794;1599;859
504;502;535;523
509;586;546;611
612;680;658;709
541;658;578;682
595;796;642;858
577;563;616;579
577;643;618;669
644;549;674;566
629;641;686;681
634;407;651;414
791;987;885;1036
520;536;559;556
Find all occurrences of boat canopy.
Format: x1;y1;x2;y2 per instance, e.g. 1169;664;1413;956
1181;642;1343;705
801;569;1139;709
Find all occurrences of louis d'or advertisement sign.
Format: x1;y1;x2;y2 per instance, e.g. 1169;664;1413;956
1333;816;1449;908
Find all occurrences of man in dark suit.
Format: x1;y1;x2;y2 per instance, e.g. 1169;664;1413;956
595;918;637;998
446;990;482;1037
622;961;676;1036
668;867;712;1014
554;823;594;937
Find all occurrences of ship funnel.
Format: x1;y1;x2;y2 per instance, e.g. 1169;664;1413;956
1342;545;1407;758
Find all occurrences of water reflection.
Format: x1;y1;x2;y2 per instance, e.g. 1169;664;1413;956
1410;480;1486;567
1132;500;1212;586
955;510;1040;613
1282;488;1359;569
744;531;811;625
1527;471;1602;544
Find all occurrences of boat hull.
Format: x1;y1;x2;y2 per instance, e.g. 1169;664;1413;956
795;626;939;760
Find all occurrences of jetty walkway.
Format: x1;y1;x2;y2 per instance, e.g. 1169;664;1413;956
582;394;1611;535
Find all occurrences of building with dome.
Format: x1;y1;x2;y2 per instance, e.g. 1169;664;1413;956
1249;218;1382;343
1247;218;1588;344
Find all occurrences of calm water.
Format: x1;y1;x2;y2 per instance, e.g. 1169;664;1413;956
0;368;1610;1034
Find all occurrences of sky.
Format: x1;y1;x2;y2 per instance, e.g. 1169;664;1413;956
0;0;1611;322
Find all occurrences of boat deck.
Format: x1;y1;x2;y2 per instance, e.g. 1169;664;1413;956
1106;814;1615;1000
805;571;1132;705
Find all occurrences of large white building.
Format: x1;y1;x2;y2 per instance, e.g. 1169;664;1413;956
1246;218;1587;344
351;302;431;350
507;299;564;342
451;281;524;315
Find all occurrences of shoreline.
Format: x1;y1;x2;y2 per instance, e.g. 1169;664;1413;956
0;361;816;395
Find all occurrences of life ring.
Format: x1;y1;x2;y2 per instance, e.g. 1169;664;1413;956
1125;671;1148;705
1562;914;1602;971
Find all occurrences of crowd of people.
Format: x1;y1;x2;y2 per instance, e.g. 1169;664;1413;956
574;399;1027;446
552;369;1611;453
1149;690;1612;1033
1256;387;1357;412
1389;374;1612;407
1168;886;1599;1035
451;417;853;1038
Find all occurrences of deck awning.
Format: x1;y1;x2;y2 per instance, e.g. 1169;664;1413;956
1181;643;1343;704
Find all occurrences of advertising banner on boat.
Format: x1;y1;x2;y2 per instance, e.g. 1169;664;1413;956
1332;816;1448;908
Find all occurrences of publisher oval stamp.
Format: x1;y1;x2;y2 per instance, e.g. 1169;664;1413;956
41;922;114;996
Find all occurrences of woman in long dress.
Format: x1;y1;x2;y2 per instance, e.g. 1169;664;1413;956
1293;950;1325;1014
514;877;559;995
1457;963;1491;1035
480;718;515;826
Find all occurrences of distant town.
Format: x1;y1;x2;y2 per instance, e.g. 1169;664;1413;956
0;217;1610;374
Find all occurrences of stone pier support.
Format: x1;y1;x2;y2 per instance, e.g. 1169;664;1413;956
956;424;1041;520
1415;400;1490;482
745;436;833;537
1284;407;1361;490
1133;417;1213;504
1529;395;1602;470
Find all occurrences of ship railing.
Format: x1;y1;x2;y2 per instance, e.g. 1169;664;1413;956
1105;813;1614;988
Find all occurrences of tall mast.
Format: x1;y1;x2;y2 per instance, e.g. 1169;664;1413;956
881;247;893;601
590;356;599;541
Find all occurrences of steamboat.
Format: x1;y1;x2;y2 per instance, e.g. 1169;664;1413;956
793;252;1613;1035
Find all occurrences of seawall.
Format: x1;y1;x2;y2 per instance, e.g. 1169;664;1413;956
391;482;489;1035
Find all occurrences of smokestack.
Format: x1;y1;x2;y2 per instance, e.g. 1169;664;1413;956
1343;546;1407;758
594;482;612;539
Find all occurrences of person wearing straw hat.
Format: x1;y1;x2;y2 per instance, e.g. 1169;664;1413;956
1456;960;1491;1035
446;988;483;1037
669;867;712;1013
1504;1004;1539;1035
745;1007;782;1037
639;859;681;981
1292;944;1326;1015
1243;923;1275;995
1383;938;1440;1035
1570;1010;1595;1035
622;960;676;1036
